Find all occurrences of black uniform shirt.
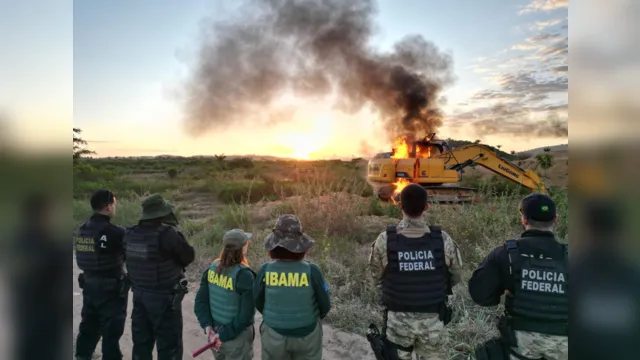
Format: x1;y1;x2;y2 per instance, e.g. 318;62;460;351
78;213;126;277
134;220;195;268
468;229;565;307
88;213;126;257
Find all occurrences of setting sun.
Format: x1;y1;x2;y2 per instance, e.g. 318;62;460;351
274;112;333;159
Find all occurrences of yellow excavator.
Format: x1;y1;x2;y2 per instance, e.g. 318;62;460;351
367;133;547;203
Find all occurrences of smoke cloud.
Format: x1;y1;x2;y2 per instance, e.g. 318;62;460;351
180;0;455;142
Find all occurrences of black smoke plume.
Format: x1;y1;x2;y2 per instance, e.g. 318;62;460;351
180;0;455;142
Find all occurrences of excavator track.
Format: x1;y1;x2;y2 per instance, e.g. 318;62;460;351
370;182;479;204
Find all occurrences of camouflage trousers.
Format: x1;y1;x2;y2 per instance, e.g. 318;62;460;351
385;311;449;360
510;331;568;360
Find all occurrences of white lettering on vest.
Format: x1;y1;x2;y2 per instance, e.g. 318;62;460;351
398;250;435;271
520;269;566;294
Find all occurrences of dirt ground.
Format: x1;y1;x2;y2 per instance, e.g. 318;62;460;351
72;256;375;360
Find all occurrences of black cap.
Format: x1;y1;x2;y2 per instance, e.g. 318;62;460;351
520;193;556;222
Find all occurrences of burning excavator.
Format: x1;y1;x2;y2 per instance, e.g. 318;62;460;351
367;133;547;203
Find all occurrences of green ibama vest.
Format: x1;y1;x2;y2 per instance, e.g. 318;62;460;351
208;262;248;326
263;260;319;330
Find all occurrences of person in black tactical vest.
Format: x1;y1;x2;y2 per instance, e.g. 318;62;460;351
469;193;568;360
254;214;331;360
73;189;129;360
194;228;256;359
124;193;195;360
368;184;463;360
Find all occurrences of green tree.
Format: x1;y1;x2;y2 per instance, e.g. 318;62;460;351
536;153;554;178
167;168;178;179
73;128;96;164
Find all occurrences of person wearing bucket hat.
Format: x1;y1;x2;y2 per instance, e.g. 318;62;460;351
74;190;129;360
253;214;331;360
469;193;568;360
124;193;195;360
194;228;257;360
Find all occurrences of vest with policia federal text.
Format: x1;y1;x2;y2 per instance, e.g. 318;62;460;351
504;238;569;336
382;225;449;312
74;219;124;276
262;260;319;330
124;225;184;293
208;262;250;326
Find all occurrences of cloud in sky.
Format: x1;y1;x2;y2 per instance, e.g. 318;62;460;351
518;0;569;15
449;0;568;140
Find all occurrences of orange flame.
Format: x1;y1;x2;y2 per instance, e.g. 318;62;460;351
416;145;431;158
391;136;410;159
388;136;432;203
392;178;412;203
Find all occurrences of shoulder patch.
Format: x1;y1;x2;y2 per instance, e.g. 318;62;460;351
504;239;518;250
323;282;329;292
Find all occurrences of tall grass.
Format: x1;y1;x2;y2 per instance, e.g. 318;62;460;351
73;160;568;358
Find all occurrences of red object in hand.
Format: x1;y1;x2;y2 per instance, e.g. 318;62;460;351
192;341;217;358
193;333;221;357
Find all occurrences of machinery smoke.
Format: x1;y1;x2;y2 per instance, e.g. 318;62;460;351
180;0;455;142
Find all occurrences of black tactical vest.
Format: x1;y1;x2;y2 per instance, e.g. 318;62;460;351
74;219;124;277
124;224;184;293
504;238;569;336
382;225;448;312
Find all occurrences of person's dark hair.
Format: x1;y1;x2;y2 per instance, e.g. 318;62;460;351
400;184;428;218
216;245;246;274
269;246;305;261
90;189;115;211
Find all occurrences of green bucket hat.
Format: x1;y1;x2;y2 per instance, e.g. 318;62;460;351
264;214;315;253
140;193;175;221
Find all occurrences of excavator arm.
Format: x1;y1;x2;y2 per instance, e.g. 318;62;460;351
438;144;547;193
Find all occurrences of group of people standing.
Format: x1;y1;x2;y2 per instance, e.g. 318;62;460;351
73;191;330;360
73;184;567;360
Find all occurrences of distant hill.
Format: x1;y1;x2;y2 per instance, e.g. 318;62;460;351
517;144;569;157
443;138;523;160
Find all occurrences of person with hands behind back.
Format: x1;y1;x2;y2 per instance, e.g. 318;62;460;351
194;229;256;360
254;214;331;360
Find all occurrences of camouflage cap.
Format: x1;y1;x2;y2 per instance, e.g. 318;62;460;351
223;228;252;250
140;193;175;221
263;214;315;253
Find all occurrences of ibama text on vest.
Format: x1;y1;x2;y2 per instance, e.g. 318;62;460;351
209;270;234;290
398;250;435;271
264;271;309;287
521;269;565;294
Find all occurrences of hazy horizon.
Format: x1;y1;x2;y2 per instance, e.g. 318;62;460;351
3;0;569;159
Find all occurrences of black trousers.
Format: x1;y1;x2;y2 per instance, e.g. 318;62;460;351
131;289;183;360
75;275;129;360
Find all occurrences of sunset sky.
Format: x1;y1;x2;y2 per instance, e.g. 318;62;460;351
1;0;568;159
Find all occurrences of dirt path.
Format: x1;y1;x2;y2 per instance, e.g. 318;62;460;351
72;256;375;359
